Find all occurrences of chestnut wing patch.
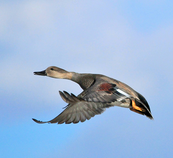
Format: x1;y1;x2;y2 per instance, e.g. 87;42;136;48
98;83;116;93
83;83;129;103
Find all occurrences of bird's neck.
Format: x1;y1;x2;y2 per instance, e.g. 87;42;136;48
70;72;81;83
70;72;95;90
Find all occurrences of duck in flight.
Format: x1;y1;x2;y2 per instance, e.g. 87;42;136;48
32;66;153;124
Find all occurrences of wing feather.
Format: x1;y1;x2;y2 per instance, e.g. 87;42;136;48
32;91;106;124
83;82;129;103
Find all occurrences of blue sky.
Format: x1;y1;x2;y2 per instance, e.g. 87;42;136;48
1;1;173;158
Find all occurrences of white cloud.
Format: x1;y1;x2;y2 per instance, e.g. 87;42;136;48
0;0;173;107
1;2;173;158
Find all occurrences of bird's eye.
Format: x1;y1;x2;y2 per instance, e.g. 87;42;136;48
51;68;54;70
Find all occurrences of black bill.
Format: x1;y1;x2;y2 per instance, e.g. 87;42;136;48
34;70;47;76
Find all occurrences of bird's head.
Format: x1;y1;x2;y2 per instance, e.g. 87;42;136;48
34;66;72;79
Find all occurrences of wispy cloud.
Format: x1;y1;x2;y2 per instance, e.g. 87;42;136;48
1;1;173;158
1;1;173;100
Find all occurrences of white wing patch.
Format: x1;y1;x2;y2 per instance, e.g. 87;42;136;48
116;89;130;97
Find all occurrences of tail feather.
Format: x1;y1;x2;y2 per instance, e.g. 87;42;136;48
130;99;153;119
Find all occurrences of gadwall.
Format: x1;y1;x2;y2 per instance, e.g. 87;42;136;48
32;66;153;124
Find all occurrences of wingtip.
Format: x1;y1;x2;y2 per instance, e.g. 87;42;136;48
32;118;47;124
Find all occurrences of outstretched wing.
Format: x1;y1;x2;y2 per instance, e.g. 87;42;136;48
82;82;130;103
32;91;106;124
